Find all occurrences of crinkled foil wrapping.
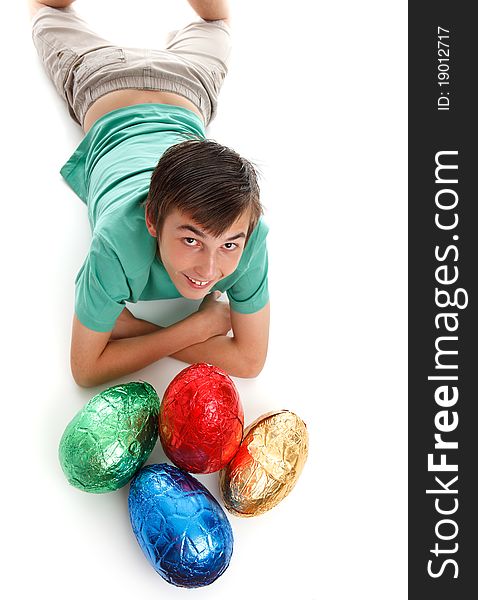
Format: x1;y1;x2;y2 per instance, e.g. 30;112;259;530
59;382;160;493
219;410;308;517
159;363;244;474
128;463;234;588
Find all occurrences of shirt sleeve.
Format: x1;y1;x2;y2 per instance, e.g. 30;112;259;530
74;234;130;332
227;237;269;314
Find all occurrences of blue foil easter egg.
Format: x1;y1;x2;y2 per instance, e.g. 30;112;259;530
128;464;234;588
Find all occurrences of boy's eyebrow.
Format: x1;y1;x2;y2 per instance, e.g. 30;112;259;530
225;232;247;241
177;224;206;238
177;224;246;241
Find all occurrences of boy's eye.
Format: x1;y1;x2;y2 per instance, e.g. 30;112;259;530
184;237;198;246
223;242;237;250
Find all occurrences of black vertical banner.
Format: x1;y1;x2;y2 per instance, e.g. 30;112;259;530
409;2;477;598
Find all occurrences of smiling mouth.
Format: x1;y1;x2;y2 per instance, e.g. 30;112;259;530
184;274;213;287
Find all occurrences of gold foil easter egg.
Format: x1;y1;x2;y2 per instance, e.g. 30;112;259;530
219;410;308;517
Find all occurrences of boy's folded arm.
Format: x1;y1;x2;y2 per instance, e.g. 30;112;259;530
109;302;270;378
171;302;270;379
70;312;211;388
70;299;269;387
109;307;161;340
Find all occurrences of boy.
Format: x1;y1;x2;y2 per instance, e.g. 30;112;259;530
29;0;270;387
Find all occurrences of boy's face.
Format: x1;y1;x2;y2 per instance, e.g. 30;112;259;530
146;208;250;299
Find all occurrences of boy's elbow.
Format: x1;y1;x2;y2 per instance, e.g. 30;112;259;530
70;359;101;388
242;364;264;379
71;365;95;388
237;352;266;379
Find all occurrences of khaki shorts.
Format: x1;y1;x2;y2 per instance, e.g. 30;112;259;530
31;6;232;127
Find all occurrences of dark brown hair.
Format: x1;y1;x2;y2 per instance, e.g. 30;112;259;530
144;139;262;241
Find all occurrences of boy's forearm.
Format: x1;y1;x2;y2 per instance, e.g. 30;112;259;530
81;315;205;387
110;310;262;379
110;309;162;339
171;335;263;379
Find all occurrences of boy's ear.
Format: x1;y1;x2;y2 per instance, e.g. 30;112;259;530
144;206;157;238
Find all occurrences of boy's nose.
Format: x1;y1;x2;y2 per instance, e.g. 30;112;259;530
194;252;217;280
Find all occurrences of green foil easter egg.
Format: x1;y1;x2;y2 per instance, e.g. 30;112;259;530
59;382;160;493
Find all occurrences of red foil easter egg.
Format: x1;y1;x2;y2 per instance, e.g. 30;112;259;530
159;363;244;474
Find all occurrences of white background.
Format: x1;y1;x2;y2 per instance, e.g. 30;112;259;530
3;1;407;598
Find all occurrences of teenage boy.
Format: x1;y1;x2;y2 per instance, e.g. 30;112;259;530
29;0;270;387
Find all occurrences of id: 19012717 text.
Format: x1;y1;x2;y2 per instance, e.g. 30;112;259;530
437;26;451;111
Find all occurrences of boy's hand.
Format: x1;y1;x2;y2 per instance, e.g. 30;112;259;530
197;291;232;338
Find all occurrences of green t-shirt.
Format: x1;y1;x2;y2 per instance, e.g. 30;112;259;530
60;104;269;332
